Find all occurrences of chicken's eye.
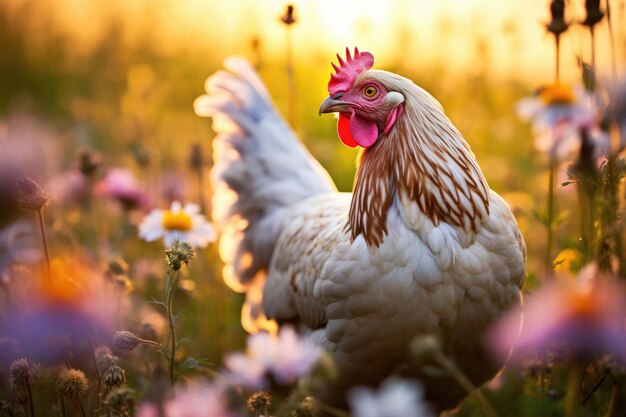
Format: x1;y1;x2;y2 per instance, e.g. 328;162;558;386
363;86;377;98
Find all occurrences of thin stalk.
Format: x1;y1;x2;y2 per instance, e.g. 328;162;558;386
433;351;500;417
36;209;51;281
581;375;606;406
605;0;617;78
86;332;101;406
603;382;618;417
167;271;180;385
75;398;87;417
555;34;561;82
26;376;35;417
545;160;557;280
60;398;67;417
138;338;163;350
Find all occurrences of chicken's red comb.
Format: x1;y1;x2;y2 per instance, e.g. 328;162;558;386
328;47;374;95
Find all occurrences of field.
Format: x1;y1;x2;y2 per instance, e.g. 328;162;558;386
1;1;625;416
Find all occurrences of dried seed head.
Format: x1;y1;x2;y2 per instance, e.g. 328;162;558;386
95;346;118;371
546;0;569;36
17;176;50;211
280;4;296;26
102;365;127;392
9;358;30;388
165;241;195;271
247;391;272;417
57;368;89;399
582;0;604;27
104;387;136;413
112;330;140;353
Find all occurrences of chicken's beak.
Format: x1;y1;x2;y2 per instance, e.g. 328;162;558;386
319;96;351;115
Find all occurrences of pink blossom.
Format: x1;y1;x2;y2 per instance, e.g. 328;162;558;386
488;264;626;363
224;327;321;389
136;383;237;417
95;168;151;211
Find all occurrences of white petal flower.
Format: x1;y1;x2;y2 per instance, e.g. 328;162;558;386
138;201;216;248
224;326;321;389
348;379;434;417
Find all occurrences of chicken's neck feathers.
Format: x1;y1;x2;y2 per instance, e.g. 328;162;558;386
349;73;490;247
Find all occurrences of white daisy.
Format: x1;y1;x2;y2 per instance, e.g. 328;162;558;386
516;83;608;160
138;201;216;248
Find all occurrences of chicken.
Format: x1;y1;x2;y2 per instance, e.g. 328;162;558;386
194;48;525;413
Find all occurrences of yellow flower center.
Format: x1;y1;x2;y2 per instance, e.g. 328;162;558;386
539;83;575;105
162;210;193;231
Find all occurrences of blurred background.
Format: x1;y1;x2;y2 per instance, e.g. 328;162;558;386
0;0;624;390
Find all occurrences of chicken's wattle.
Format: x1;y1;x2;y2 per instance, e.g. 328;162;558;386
337;112;378;148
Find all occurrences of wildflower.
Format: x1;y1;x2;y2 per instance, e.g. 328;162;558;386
16;176;49;211
224;326;321;389
247;391;272;417
136;383;236;417
112;330;141;353
9;358;30;390
95;346;118;371
95;168;151;211
165;241;196;271
57;368;89;399
105;387;136;414
0;220;41;283
517;83;607;160
47;170;91;206
139;201;216;248
102;365;127;391
348;379;434;417
489;264;626;362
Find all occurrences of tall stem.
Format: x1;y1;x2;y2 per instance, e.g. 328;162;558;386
36;209;51;281
285;27;296;129
564;364;583;417
26;377;35;417
87;332;101;405
555;34;561;82
605;0;617;78
166;271;179;385
545;160;557;280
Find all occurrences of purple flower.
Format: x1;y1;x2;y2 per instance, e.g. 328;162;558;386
488;264;626;363
224;327;321;389
96;168;151;211
136;383;237;417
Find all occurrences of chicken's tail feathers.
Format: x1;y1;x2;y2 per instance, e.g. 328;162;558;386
195;57;336;332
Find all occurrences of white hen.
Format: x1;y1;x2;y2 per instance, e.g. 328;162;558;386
194;48;525;413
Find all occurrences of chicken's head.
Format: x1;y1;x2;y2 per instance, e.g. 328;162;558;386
319;47;404;148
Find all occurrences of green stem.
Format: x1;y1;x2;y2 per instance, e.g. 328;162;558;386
545;160;557;280
564;364;583;417
433;351;500;417
167;271;180;385
36;209;52;282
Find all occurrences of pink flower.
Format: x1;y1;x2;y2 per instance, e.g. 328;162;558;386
224;327;321;389
488;264;626;363
136;383;237;417
95;168;151;211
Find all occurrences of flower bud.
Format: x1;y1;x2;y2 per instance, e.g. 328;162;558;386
102;365;127;391
113;330;140;353
165;241;195;271
17;176;49;211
